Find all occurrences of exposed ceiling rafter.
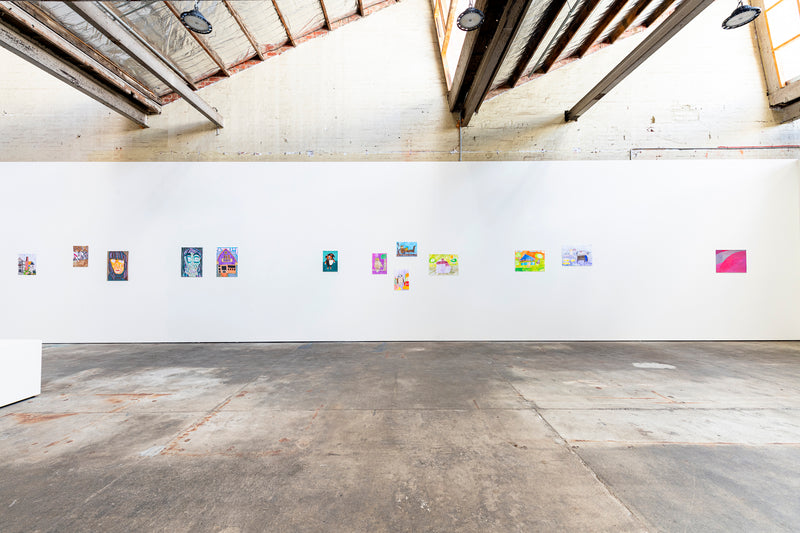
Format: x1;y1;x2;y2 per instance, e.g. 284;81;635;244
565;0;715;121
319;0;332;30
535;0;604;74
603;0;655;44
459;0;537;126
271;0;296;46
65;0;223;128
162;1;230;77
98;1;200;91
572;0;630;58
8;1;160;103
508;0;569;87
0;1;161;114
641;0;678;27
223;0;264;60
0;22;150;126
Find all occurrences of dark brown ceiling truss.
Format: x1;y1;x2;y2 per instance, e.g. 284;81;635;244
447;0;717;126
0;0;400;127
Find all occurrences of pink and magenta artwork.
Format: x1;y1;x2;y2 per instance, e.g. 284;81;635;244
716;249;747;273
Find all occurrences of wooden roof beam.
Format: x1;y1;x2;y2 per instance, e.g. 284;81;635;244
65;1;223;128
95;1;199;91
535;0;603;74
271;0;296;46
0;1;160;113
319;0;332;30
0;21;149;126
441;0;459;54
603;0;654;44
565;0;715;122
223;0;264;60
641;0;677;27
8;1;160;103
163;1;230;77
508;0;569;87
448;0;536;126
572;0;629;58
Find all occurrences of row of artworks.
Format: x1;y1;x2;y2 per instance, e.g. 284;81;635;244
14;247;749;279
17;247;238;280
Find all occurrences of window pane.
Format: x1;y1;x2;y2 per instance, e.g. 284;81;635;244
775;37;800;85
766;0;800;47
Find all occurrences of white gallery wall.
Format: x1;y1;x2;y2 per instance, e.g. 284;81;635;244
1;160;799;342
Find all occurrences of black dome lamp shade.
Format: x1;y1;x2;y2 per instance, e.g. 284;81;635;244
181;0;213;34
457;2;485;32
722;0;762;29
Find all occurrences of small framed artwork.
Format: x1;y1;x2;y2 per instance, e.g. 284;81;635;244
18;254;36;275
562;246;592;267
217;247;238;277
429;254;458;275
323;250;338;272
515;250;544;272
73;246;88;267
716;249;746;273
107;251;128;281
372;253;387;274
394;269;410;290
181;247;203;277
396;242;418;257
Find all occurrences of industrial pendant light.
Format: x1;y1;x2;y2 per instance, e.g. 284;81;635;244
457;1;485;32
722;0;761;29
181;0;213;34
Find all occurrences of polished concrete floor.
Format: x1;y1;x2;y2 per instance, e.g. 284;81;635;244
1;341;799;532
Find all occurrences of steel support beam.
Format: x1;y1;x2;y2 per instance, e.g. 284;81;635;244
65;1;223;128
564;0;714;122
0;22;149;126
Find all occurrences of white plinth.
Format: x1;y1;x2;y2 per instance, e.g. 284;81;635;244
0;340;42;408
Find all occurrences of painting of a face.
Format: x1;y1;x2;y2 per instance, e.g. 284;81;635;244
107;251;128;281
182;247;203;277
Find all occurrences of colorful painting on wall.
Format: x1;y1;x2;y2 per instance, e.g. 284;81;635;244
181;247;203;278
716;249;747;273
562;246;592;267
372;253;387;274
216;247;238;277
429;254;459;275
515;250;545;272
18;254;36;275
396;242;418;257
323;250;338;272
73;246;88;267
394;269;410;290
107;251;128;281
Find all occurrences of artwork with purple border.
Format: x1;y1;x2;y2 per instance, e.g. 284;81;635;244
372;253;387;274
